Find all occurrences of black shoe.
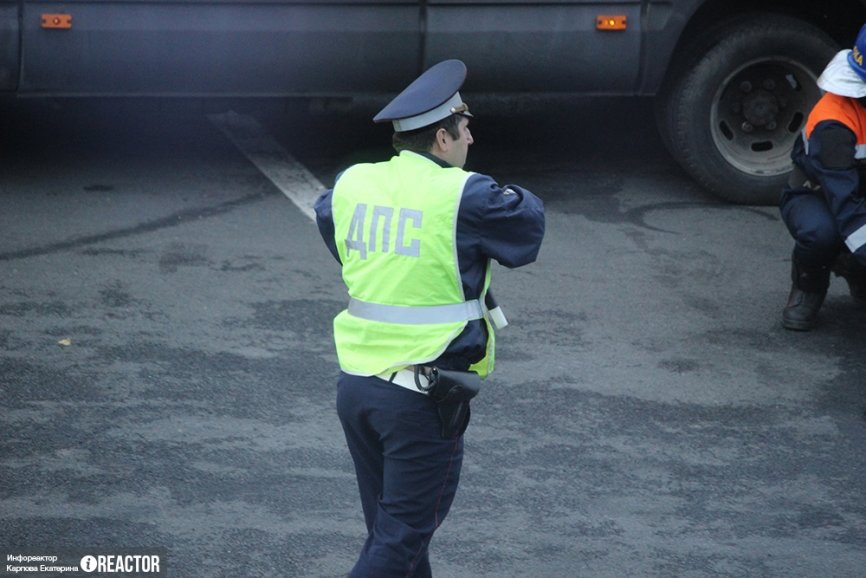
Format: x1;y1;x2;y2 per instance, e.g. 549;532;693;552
782;286;826;331
782;254;830;331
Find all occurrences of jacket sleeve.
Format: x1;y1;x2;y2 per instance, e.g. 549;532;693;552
313;189;341;264
461;174;545;268
802;121;866;262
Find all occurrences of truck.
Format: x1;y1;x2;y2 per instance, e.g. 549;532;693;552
2;0;865;205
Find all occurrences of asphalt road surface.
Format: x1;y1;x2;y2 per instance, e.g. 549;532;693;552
1;97;865;578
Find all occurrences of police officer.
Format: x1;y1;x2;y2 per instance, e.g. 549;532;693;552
780;24;866;330
314;60;544;576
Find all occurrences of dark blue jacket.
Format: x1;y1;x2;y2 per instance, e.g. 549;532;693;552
786;94;866;263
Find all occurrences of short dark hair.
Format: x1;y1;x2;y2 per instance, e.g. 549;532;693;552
392;114;463;153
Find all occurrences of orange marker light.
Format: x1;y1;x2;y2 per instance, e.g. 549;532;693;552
596;15;627;31
41;14;72;30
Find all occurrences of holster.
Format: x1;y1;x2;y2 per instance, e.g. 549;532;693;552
420;368;481;439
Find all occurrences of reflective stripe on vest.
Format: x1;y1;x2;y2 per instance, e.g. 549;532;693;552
348;297;484;324
846;223;866;252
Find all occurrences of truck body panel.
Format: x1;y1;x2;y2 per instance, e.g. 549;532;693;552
18;0;419;96
7;0;866;204
0;1;18;92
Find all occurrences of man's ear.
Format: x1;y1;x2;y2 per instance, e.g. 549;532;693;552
435;127;450;150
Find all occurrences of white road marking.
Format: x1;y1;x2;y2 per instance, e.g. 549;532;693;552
208;111;323;222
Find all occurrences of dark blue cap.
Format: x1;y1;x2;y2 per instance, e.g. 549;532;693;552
373;59;472;132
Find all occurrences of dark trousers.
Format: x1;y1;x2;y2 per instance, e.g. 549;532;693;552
336;372;464;578
780;189;844;267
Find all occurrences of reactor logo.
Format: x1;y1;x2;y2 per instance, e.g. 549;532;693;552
80;554;161;573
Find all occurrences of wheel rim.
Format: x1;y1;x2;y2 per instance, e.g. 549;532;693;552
711;57;821;177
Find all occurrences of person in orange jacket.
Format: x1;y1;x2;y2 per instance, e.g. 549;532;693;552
780;23;866;330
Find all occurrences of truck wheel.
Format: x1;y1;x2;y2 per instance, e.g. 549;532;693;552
656;14;838;205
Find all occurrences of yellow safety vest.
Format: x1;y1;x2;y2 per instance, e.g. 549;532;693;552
330;151;494;377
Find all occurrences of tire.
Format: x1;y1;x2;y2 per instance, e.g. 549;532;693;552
655;14;839;205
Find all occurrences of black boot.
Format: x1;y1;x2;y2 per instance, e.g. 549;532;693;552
782;255;830;331
832;252;866;306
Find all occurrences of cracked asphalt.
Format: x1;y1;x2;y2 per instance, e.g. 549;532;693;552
1;97;865;577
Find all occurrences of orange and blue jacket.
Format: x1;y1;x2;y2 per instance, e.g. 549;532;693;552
792;92;866;259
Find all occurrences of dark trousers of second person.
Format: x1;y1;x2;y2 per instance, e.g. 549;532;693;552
336;373;464;578
781;190;844;270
